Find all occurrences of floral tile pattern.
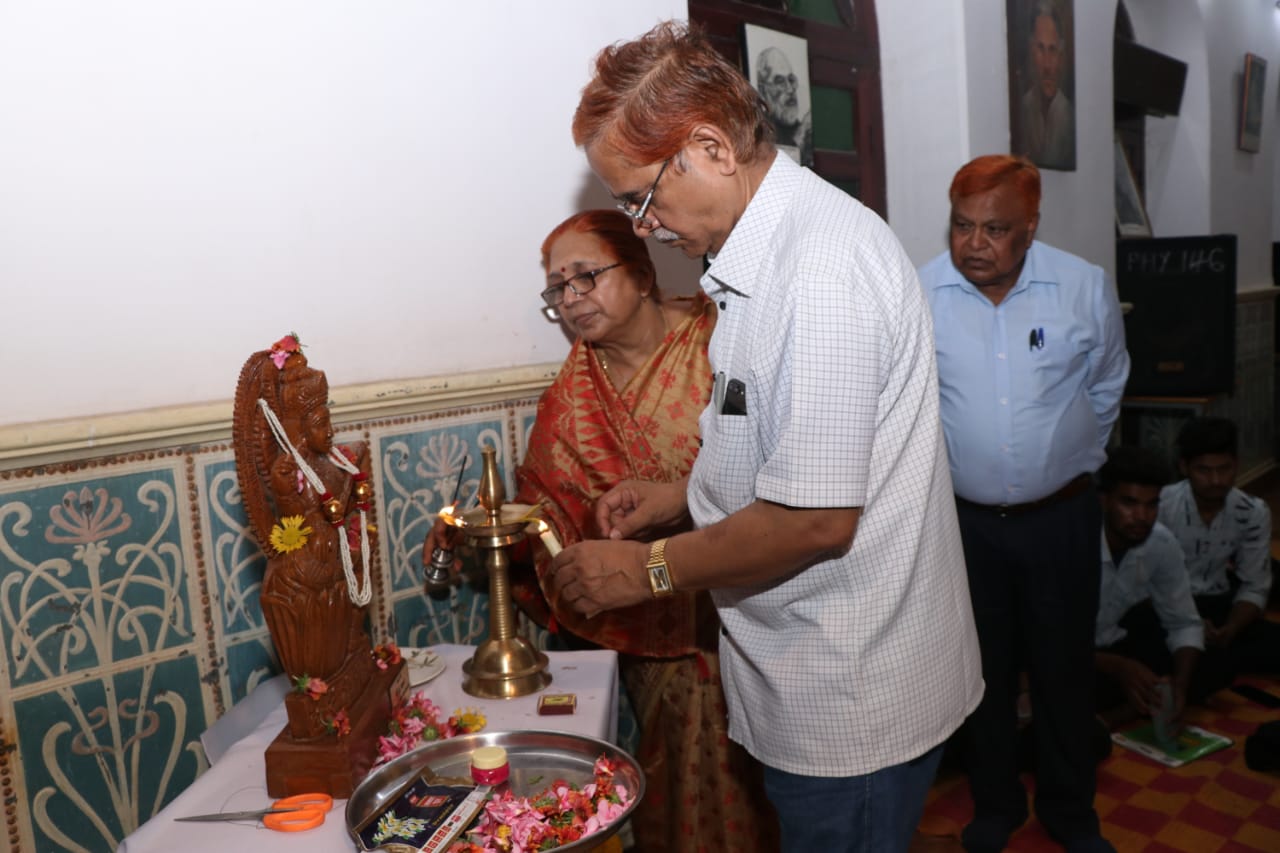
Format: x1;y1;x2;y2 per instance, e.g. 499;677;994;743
0;397;556;852
12;644;209;851
0;464;197;690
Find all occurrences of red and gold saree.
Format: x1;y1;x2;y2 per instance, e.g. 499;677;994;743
515;293;779;852
516;293;713;657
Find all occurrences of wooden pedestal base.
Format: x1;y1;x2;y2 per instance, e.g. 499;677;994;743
264;661;408;798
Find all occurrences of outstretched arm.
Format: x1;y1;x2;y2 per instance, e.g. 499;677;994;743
549;498;860;616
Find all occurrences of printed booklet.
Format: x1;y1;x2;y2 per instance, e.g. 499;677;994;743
1112;722;1232;768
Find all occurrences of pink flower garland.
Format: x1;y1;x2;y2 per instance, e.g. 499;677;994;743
446;756;632;853
375;693;486;765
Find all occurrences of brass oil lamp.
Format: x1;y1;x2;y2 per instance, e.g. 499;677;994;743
453;444;552;698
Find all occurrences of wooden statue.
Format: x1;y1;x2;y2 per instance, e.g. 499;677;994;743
232;334;405;797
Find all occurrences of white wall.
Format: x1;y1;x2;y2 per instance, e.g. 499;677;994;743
0;0;699;427
1199;0;1280;290
876;2;969;263
880;0;1280;293
1131;0;1211;238
878;0;1119;272
7;0;1280;429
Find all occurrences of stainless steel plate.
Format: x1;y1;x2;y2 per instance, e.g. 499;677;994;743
346;730;644;851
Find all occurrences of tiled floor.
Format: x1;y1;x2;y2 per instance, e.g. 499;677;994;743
910;471;1280;852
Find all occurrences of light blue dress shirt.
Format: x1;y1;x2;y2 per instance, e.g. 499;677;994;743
919;241;1130;504
1157;480;1273;609
1095;521;1204;653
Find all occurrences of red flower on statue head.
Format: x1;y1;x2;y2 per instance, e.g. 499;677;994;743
269;333;303;369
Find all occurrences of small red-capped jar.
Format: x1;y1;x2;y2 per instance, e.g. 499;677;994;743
470;746;510;786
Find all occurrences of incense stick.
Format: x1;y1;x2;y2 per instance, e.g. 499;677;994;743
450;457;468;506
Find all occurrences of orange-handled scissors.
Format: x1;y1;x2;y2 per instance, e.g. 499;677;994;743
175;792;333;832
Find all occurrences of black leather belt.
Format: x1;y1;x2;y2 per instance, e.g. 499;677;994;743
956;473;1092;518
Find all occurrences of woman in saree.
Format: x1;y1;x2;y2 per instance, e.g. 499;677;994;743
426;210;777;851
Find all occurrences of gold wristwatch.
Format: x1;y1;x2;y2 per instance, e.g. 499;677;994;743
646;538;674;598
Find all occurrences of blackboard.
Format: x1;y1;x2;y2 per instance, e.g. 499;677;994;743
1116;235;1236;397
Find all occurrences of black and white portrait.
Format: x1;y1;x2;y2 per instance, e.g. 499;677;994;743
743;24;813;168
1008;0;1077;171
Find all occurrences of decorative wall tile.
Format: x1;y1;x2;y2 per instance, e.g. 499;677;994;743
0;464;196;689
13;655;208;852
220;630;277;706
196;455;266;639
193;454;280;704
396;583;490;648
0;395;581;851
516;401;539;466
372;410;508;599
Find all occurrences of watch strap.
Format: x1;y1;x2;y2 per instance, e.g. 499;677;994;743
646;538;674;598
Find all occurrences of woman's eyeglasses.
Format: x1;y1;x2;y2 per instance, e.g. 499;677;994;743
540;263;621;307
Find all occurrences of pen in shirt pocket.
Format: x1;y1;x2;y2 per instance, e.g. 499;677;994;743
1028;327;1045;351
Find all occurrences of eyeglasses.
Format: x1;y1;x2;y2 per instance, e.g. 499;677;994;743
540;263;621;307
615;159;670;225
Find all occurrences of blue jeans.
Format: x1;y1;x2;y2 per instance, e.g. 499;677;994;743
762;743;944;853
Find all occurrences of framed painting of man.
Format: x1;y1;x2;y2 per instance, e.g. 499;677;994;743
1239;52;1266;153
1007;0;1077;171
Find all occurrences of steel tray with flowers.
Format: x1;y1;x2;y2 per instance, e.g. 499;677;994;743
346;730;644;852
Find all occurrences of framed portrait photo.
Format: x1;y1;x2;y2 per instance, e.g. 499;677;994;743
742;23;813;167
1007;0;1077;171
1239;52;1266;153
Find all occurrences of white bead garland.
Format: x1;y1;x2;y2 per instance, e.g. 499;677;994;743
257;398;372;606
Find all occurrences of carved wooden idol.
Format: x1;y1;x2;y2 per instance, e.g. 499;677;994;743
232;334;405;797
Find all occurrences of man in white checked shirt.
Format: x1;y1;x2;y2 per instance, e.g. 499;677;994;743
546;21;982;853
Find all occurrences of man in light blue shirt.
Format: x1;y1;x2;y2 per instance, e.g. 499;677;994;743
1093;447;1203;729
919;155;1129;853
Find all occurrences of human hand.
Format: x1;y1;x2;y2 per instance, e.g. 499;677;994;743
421;518;463;577
594;480;687;540
545;539;651;618
1203;618;1230;648
1120;660;1162;715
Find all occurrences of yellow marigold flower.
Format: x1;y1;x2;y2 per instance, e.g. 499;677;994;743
454;707;487;733
270;515;312;553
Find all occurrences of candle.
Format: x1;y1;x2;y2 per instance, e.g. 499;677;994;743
536;519;562;556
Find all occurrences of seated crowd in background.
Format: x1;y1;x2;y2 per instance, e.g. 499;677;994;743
1092;419;1278;736
1158;417;1279;678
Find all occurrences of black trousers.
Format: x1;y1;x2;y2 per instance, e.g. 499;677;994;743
956;486;1102;842
1196;590;1280;676
1102;600;1234;708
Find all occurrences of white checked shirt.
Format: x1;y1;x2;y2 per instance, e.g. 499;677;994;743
687;153;983;776
1158;480;1273;609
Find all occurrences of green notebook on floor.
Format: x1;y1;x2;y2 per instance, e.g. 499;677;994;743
1112;723;1232;767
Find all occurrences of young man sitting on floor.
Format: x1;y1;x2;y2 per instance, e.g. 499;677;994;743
1158;417;1280;681
1094;447;1204;729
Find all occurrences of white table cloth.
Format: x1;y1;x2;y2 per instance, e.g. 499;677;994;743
118;645;618;853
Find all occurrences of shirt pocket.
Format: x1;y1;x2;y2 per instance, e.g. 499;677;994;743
697;406;762;512
1026;320;1089;400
